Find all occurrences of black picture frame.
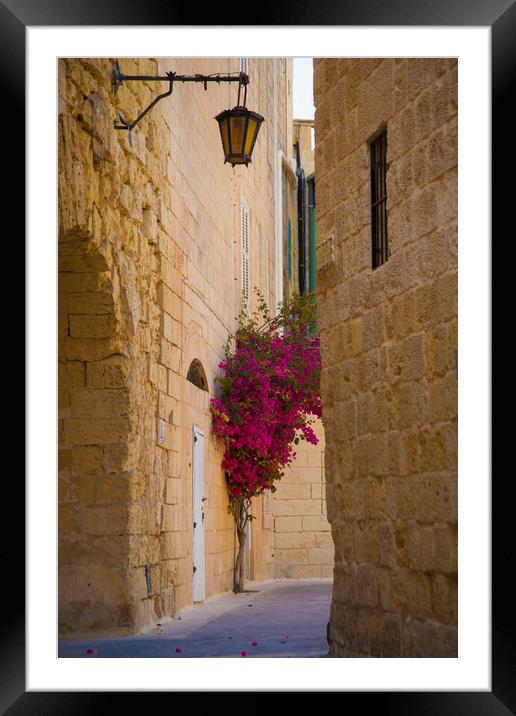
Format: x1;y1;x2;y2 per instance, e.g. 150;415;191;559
10;0;512;711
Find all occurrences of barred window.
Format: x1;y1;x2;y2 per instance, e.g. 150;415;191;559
370;130;389;269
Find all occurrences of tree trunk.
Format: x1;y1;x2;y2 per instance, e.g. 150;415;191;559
232;497;250;593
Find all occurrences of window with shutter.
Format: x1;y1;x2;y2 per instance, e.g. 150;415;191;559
241;200;250;310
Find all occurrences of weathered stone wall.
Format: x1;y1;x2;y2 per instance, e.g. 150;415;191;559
272;419;333;578
58;57;291;636
314;59;458;656
293;120;315;178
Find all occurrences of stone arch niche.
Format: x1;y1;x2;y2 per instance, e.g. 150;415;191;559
187;359;208;391
181;321;212;438
183;321;212;396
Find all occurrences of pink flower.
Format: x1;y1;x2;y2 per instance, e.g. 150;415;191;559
240;651;247;657
210;294;321;505
175;647;182;653
222;456;239;471
252;641;258;647
84;648;95;654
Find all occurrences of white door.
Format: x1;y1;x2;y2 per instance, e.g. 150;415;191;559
192;426;205;602
245;510;251;580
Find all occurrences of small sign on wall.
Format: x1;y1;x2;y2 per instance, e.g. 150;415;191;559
263;490;272;515
316;235;335;273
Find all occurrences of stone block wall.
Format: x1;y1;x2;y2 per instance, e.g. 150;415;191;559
272;419;333;578
58;57;292;636
314;58;457;657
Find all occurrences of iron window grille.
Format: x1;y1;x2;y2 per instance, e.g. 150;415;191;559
370;130;389;269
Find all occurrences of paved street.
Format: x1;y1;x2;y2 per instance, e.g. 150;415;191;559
58;579;332;658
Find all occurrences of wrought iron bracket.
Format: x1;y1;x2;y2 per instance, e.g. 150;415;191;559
112;60;249;135
114;72;175;143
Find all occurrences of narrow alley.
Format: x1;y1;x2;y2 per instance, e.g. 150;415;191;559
58;579;332;658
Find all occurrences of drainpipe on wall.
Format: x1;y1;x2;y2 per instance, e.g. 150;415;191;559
273;60;282;311
295;141;306;295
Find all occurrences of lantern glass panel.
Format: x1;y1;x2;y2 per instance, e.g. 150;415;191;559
215;106;264;166
219;117;230;157
229;115;246;155
244;117;258;156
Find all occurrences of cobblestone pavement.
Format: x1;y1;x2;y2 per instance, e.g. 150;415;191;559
58;578;332;658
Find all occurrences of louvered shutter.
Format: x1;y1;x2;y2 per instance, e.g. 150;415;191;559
241;201;250;310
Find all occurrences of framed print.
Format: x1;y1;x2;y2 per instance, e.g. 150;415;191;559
11;0;513;711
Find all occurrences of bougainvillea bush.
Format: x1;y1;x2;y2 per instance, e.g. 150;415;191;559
210;290;321;591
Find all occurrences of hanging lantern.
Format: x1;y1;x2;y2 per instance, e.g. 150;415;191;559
215;74;264;167
111;62;265;167
215;106;264;167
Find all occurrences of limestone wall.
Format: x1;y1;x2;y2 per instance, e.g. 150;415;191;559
272;419;333;578
314;59;458;657
293;119;315;178
58;57;291;636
